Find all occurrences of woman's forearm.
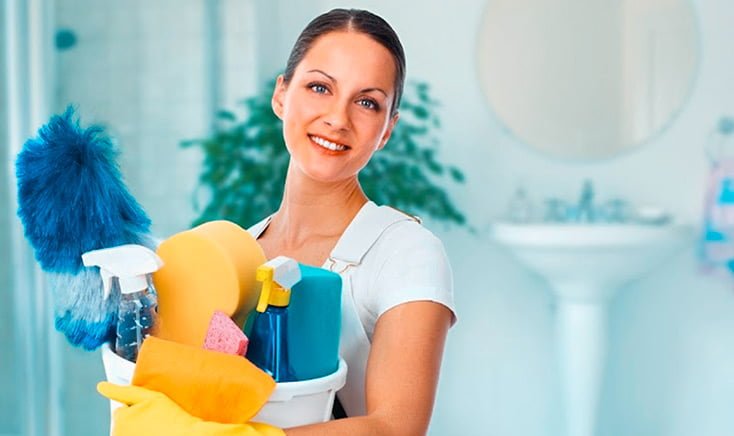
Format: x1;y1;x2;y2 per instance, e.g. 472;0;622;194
284;414;418;436
284;302;451;436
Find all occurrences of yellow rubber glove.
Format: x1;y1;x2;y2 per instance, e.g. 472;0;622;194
132;336;276;423
98;382;284;436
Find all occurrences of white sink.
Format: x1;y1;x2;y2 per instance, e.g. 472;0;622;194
491;222;693;301
491;221;693;436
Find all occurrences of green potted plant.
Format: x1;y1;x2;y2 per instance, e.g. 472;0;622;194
182;79;466;229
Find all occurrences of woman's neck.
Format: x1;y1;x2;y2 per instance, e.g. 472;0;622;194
270;164;368;249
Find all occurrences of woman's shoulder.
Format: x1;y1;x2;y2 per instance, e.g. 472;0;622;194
360;205;447;267
357;206;456;327
379;208;443;249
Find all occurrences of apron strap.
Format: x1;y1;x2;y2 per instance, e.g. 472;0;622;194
329;203;417;265
326;203;416;418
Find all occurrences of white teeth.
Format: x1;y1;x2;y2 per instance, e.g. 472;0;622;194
311;135;347;151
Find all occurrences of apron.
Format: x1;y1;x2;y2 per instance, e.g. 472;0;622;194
249;203;415;417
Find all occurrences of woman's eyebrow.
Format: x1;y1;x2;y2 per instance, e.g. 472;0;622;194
307;69;336;82
361;87;388;98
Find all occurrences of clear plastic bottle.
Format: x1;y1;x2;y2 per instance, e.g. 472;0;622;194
82;244;163;362
115;277;158;362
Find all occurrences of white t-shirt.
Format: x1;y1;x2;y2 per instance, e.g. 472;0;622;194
248;201;457;340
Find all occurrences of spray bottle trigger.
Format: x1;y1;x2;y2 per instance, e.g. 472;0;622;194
255;266;274;313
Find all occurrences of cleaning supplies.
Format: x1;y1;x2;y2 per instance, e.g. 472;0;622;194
131;336;276;424
153;220;266;346
82;244;163;362
203;310;249;356
246;256;301;382
288;264;342;380
15;106;154;350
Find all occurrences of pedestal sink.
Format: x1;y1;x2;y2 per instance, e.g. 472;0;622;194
491;222;693;436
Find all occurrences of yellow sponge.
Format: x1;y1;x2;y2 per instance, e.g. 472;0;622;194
153;220;266;346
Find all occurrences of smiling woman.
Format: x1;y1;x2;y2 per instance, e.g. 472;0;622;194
271;31;399;185
243;11;458;433
99;8;458;436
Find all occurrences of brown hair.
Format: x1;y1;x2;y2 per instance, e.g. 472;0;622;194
283;8;406;116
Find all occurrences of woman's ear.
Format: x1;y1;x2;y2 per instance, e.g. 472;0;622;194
377;112;400;151
271;75;287;120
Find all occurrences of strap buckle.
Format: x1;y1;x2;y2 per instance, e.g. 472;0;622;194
326;257;359;274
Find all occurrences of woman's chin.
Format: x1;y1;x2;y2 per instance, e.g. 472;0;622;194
294;164;353;185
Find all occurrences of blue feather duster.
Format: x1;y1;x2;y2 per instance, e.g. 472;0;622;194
16;106;154;350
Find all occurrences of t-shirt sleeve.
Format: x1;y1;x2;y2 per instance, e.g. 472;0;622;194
370;225;457;326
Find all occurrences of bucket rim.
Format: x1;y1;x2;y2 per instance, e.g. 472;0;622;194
101;342;347;397
267;358;347;402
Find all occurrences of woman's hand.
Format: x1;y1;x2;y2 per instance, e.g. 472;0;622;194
286;300;452;436
98;382;284;436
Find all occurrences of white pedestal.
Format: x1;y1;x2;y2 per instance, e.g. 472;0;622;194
550;282;617;436
556;299;608;436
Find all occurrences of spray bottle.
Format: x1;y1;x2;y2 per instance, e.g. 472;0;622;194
246;256;301;382
82;244;163;362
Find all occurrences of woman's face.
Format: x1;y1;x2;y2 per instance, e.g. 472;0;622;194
272;30;398;184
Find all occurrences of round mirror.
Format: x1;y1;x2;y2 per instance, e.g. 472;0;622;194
477;0;699;159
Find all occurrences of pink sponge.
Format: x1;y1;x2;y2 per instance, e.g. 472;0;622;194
203;310;248;356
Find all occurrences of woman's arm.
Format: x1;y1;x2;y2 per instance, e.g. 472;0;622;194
285;300;453;436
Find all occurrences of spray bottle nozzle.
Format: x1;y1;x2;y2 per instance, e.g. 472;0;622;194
82;244;163;299
255;256;301;312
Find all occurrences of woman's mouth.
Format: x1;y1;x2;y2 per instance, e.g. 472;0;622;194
309;135;350;152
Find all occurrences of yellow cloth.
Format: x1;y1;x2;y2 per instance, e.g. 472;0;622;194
98;382;284;436
132;336;276;424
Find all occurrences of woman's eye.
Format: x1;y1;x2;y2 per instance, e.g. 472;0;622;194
358;99;378;110
309;83;328;94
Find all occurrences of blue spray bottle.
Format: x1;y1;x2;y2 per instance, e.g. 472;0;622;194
246;256;301;382
288;264;341;380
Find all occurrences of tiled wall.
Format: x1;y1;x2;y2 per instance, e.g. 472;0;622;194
54;0;258;238
52;0;258;433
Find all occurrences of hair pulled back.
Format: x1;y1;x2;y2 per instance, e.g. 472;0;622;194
283;9;406;116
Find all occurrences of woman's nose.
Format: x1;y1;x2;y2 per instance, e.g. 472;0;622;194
323;101;350;130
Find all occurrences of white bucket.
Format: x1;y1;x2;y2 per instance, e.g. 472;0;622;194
101;343;347;430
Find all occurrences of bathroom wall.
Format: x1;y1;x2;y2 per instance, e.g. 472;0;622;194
259;0;734;435
0;2;21;434
53;0;258;237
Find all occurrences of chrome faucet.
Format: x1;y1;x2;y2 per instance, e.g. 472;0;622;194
576;179;595;222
